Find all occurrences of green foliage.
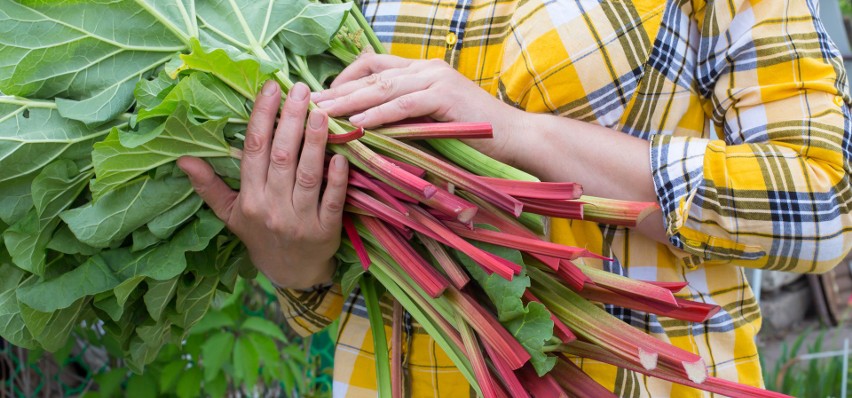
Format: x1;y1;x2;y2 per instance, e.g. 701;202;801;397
760;326;852;398
455;239;556;376
0;0;352;372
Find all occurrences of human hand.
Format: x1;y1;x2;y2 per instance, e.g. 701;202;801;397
177;82;349;290
310;53;528;162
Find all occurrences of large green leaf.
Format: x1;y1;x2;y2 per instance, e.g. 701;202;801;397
3;160;92;275
18;211;223;312
0;0;187;124
137;72;249;122
0;97;119;224
143;276;180;320
90;104;231;198
61;176;195;248
0;265;36;348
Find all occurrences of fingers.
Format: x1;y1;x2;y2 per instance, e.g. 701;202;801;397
347;91;444;128
177;156;238;224
292;110;329;216
314;73;431;118
242;80;281;192
328;53;412;89
319;154;349;232
268;82;310;197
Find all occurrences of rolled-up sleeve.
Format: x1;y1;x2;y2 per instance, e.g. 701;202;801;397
651;0;852;273
276;283;344;337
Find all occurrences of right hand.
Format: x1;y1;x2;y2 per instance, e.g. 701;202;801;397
177;81;349;290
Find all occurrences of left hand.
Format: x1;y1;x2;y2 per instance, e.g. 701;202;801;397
310;53;527;162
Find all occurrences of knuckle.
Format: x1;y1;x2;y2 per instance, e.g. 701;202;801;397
377;78;394;96
394;96;412;112
324;200;344;214
264;217;287;234
240;200;263;219
365;73;381;85
269;147;294;168
296;169;321;189
253;100;278;115
426;58;448;69
243;131;266;154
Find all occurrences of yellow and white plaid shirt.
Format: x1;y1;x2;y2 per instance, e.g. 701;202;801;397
277;0;852;396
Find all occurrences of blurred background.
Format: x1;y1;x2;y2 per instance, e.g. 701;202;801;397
3;1;852;397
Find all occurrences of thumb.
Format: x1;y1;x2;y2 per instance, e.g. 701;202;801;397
177;157;238;224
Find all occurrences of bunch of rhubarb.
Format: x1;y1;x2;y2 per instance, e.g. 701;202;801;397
0;0;786;396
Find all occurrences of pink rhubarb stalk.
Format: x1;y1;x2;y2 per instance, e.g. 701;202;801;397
418;233;471;289
342;214;371;269
374;122;493;140
327;126;364;144
456;313;500;398
447;288;531;370
361;216;450;298
378;154;427;178
483;342;531;398
578;283;721;323
478;177;583;200
518;198;585;219
363;131;524;216
515;364;568;398
445;223;608;262
549;360;616;398
348;170;410;215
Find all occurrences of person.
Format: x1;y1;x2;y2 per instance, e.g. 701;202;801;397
177;0;852;396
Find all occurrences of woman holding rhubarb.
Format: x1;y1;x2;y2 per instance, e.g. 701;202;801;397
178;0;852;396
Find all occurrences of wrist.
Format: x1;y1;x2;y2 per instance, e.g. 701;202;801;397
267;256;338;291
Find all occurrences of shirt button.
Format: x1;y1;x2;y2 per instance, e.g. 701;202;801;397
445;31;458;46
834;95;845;107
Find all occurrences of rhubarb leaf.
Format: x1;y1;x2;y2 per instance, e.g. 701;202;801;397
91;104;231;198
144;277;180;321
505;302;556;376
0;1;186;125
0;97;119;224
455;241;529;322
178;40;276;99
3;160;93;276
0;264;36;349
455;240;556;375
18;211;223;313
137;72;249;122
61;176;195;248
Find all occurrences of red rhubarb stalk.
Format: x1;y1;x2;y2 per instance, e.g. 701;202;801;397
455;312;500;398
478;177;583;200
327;126;364;144
342;214;370;270
378;154;427;178
374;122;493;140
515;364;568;398
517;198;585;219
348;170;410;215
578;283;720;323
445;223;609;262
418;233;471;289
549;360;617;398
363;132;524;216
361;216;450;298
446;288;531;370
483;342;531;398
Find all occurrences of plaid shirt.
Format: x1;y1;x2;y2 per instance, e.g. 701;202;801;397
277;0;852;396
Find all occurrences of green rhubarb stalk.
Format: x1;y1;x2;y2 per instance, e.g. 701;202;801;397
360;276;393;397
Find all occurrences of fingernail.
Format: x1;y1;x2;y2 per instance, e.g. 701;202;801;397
309;110;325;129
334;155;346;170
316;99;335;109
349;113;365;124
261;80;278;96
290;83;309;100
